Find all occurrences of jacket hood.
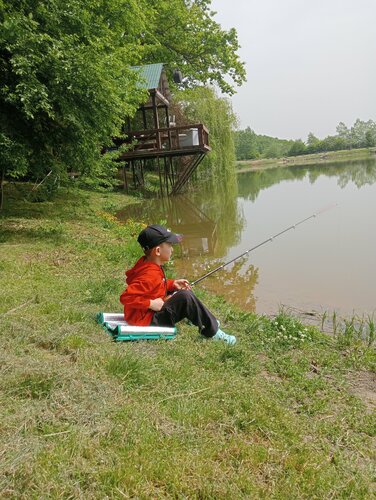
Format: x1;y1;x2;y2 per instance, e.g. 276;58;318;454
125;256;162;284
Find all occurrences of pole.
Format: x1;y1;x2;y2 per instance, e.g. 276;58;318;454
190;204;337;287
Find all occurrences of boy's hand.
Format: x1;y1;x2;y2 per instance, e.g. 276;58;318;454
149;298;164;311
173;279;192;290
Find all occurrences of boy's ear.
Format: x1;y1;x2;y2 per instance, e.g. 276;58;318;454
154;245;161;256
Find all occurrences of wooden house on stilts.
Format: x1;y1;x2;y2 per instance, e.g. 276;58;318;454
112;63;210;195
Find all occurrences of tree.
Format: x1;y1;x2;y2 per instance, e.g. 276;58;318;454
288;139;307;156
336;122;351;142
1;0;246;206
365;129;376;148
175;86;237;181
234;127;259;160
348;119;376;148
0;0;148;202
306;132;320;153
142;0;246;95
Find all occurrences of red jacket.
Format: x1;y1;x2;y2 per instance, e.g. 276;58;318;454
120;257;175;326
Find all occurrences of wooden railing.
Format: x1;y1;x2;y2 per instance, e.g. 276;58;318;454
113;124;209;154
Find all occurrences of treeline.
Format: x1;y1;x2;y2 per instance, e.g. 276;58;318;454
235;119;376;160
0;0;245;206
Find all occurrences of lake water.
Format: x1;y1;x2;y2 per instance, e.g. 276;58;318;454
118;158;376;318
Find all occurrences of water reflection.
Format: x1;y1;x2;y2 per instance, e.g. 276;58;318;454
118;158;376;316
191;259;259;310
118;170;244;260
238;158;376;201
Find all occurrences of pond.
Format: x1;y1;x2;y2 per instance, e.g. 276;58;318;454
118;157;376;318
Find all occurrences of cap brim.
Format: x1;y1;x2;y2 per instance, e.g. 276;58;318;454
165;233;182;244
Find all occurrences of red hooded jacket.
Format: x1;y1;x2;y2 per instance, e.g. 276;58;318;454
120;256;175;326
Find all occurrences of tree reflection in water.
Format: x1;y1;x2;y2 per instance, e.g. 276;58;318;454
238;158;376;201
117;157;376;314
117;169;250;307
189;258;259;312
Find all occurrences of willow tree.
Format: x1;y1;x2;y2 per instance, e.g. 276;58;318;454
176;87;237;179
174;86;241;249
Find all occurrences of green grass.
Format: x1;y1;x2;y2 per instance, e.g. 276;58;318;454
0;183;375;498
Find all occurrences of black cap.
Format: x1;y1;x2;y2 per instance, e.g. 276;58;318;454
137;224;181;250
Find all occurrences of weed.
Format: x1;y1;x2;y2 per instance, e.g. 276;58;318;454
321;310;327;331
367;315;375;346
261;310;314;350
332;311;376;347
332;310;337;336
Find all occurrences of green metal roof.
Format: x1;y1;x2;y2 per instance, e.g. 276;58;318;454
131;63;164;90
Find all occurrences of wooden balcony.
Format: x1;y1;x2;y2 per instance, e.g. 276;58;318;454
113;124;210;161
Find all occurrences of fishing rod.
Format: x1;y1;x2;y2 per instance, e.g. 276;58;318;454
190;203;337;287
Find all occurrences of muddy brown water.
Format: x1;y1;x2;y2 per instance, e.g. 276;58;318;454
117;158;376;318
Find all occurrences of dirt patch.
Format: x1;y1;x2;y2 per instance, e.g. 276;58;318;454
348;371;376;411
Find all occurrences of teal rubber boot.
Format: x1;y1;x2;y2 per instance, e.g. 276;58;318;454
212;328;237;345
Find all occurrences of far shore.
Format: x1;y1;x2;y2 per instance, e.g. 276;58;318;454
236;147;376;173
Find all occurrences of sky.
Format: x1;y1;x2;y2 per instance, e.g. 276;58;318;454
211;0;376;140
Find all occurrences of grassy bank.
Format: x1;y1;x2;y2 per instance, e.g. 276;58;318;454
0;184;375;498
236;148;376;172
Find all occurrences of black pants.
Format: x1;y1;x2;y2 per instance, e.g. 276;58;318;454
150;290;218;338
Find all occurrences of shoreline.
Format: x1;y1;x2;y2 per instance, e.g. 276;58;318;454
236;147;376;173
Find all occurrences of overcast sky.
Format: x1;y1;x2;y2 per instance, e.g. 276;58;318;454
211;0;376;140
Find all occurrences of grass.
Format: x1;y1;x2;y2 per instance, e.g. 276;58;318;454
0;183;375;498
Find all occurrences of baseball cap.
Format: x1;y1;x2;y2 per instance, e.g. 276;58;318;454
137;224;181;250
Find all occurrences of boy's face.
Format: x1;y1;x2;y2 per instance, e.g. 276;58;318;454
156;242;173;262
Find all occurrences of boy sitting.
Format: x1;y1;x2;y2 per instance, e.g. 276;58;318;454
120;224;236;345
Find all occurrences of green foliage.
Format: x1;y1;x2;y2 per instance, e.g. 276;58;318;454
0;0;147;189
263;311;316;350
176;86;237;181
234;127;259;160
288;139;307;156
141;0;246;95
330;311;376;348
186;97;242;254
234;127;293;160
235;119;376;161
0;0;245;202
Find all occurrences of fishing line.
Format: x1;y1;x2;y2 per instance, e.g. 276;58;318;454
190;203;338;287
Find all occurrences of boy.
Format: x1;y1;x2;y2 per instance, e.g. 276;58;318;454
120;224;236;345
